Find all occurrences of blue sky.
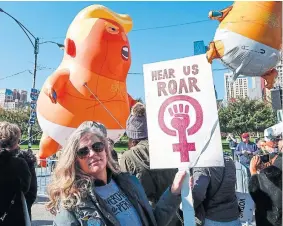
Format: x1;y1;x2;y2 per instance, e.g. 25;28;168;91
0;1;233;101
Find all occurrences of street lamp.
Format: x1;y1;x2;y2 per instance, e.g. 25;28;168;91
0;8;64;151
39;41;65;50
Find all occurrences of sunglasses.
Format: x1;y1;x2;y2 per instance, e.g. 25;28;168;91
77;142;105;159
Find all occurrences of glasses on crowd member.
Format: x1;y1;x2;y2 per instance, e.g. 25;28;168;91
77;142;105;159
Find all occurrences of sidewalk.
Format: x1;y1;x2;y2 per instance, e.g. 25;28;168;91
31;196;53;226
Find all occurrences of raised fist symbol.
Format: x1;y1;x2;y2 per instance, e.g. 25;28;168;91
169;104;190;132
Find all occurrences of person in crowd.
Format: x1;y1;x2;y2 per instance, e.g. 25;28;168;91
0;122;37;220
248;153;282;226
47;121;185;226
265;141;278;154
16;149;37;219
235;133;259;166
0;121;31;225
108;137;119;162
190;156;241;226
226;133;238;160
120;102;183;226
256;139;267;154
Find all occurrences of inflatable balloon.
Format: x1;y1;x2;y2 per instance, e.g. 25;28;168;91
36;5;136;164
206;1;282;89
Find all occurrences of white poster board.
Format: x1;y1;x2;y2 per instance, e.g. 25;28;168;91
143;54;224;169
236;192;255;223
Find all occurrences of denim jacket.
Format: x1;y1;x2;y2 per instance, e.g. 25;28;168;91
53;171;181;226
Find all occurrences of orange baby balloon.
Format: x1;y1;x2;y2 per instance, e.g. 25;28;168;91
206;1;282;89
36;5;136;166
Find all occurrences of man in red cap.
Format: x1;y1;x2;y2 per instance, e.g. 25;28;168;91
235;132;259;167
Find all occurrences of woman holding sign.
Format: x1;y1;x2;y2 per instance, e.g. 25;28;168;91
47;121;186;226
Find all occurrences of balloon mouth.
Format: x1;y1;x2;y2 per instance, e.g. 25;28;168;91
121;46;129;61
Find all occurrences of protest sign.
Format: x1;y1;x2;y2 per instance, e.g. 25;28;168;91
143;54;224;169
236;192;255;224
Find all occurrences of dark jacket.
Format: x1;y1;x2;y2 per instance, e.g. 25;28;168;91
0;149;31;226
16;150;37;218
192;157;240;224
228;140;237;149
53;171;182;226
248;154;282;226
119;140;182;226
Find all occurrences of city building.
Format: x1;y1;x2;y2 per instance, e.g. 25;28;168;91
0;89;13;107
224;73;249;101
13;89;21;101
275;56;283;88
20;90;28;103
249;77;264;100
265;56;283;102
0;88;28;110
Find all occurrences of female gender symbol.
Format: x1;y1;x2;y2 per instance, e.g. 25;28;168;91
158;95;203;162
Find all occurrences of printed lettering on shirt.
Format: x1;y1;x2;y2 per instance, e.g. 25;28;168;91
105;191;133;215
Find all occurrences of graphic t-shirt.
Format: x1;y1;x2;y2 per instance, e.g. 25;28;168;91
95;179;143;226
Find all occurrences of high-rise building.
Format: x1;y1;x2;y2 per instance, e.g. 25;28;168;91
224;73;249;100
0;89;13;107
13;89;21;101
265;56;283;102
275;56;283;88
0;88;28;109
20;90;28;103
249;77;263;100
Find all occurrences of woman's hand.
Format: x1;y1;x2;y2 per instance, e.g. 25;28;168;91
171;171;186;195
250;155;261;175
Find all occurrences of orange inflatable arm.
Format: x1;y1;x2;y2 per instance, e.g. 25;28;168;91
208;6;233;22
43;69;70;103
127;94;137;108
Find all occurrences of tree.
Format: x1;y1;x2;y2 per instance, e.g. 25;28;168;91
0;107;42;141
218;98;277;136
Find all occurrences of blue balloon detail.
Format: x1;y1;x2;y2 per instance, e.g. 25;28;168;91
52;91;57;100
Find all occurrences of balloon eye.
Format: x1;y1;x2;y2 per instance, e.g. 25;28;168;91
106;25;119;34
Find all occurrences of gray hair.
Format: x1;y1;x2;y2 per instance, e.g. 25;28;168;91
0;121;21;149
78;121;108;137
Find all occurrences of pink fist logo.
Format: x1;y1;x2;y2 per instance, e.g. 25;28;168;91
159;95;203;162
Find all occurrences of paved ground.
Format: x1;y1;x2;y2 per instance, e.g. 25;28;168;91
31;196;53;226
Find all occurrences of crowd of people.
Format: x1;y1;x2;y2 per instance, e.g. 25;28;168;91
0;102;282;226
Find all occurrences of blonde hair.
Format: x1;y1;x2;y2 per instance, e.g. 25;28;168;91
46;121;120;214
66;5;133;44
0;121;21;149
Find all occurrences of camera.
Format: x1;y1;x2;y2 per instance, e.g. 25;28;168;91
260;154;270;163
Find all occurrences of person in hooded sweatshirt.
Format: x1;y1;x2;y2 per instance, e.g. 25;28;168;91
0;121;31;226
120;102;183;226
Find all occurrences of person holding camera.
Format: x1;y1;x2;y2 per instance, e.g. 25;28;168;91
248;152;282;226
